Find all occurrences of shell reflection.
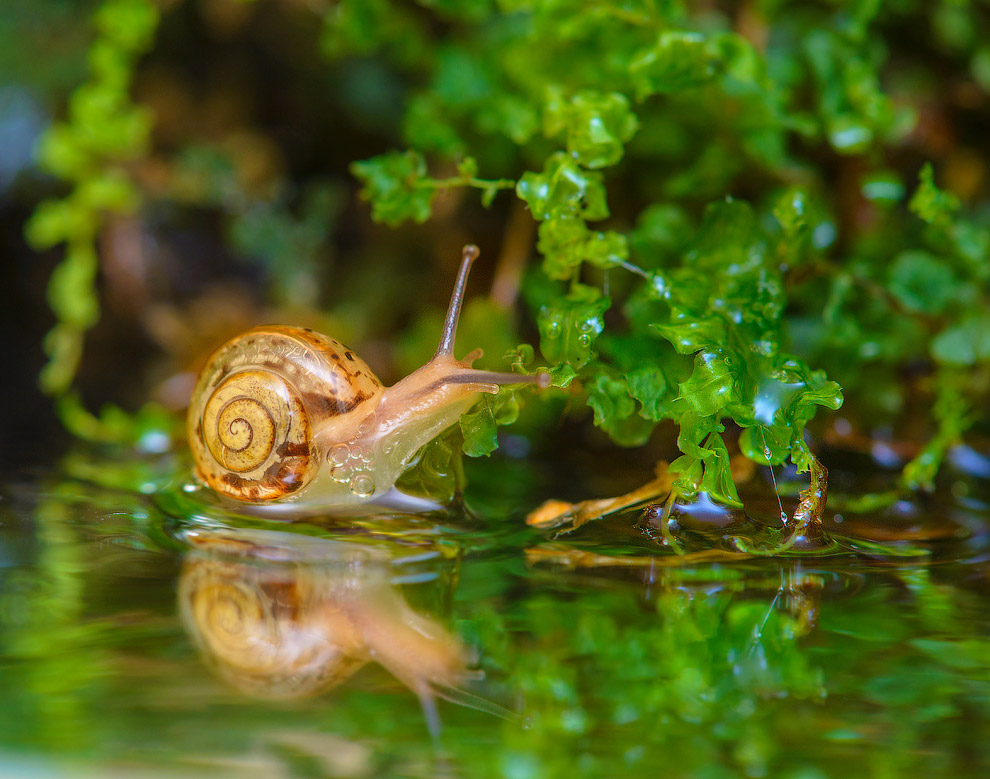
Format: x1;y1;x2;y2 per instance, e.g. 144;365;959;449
178;528;466;703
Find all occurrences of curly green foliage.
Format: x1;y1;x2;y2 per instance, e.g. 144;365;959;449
336;1;852;493
335;0;990;499
25;0;159;397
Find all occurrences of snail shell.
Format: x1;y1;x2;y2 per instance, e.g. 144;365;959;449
188;325;383;502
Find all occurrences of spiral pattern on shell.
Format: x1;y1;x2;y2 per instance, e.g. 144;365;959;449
188;326;384;502
194;368;314;501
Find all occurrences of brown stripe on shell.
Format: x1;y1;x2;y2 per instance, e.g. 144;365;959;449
276;441;310;458
222;472;249;490
218;450;308;496
261;459;308;493
301;390;370;418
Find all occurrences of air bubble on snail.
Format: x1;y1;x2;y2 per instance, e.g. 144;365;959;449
187;245;550;514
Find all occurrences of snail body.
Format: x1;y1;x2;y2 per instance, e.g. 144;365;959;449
188;246;547;511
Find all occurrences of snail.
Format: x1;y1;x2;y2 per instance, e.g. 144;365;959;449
188;245;548;512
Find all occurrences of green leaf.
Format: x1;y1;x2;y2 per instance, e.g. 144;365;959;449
77;171;139;213
37;125;93;181
888;251;958;314
39;324;84;396
699;433;742;507
537;283;610;369
516;153;609;221
25;200;93;249
652;318;727;355
739;425;789;466
630;31;719;99
909;163;960;227
537;217;628;280
772;188;810;238
630;204;691;262
626;364;670;422
585;368;656;447
543;89;639;169
94;0;160;54
586;370;635;431
669;454;703;498
505;343;536;372
676;352;738;418
402;94;466;155
46;244;100;329
931;315;990;366
549;363;578;388
460;392;521;457
460;396;499;457
350;150;435;226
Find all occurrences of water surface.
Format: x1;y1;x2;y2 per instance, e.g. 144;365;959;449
0;450;987;777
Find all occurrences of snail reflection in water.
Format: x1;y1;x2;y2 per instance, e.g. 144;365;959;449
188;245;548;513
178;528;508;733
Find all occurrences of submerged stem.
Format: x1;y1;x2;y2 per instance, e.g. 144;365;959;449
731;455;830;556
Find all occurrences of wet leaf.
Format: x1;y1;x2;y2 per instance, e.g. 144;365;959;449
516;153;609;221
543;89;639;169
537;284;610;369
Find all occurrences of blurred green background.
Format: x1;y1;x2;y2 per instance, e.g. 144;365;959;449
2;0;989;505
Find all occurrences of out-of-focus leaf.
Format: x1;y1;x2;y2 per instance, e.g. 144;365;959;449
909;163;960;227
630;32;720;99
888;251;958;315
931;315;990;366
543;89;638;169
350;150;435;226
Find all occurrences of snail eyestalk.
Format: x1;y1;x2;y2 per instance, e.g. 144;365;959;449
436;244;480;359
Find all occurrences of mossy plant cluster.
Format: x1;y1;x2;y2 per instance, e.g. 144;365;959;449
26;0;990;504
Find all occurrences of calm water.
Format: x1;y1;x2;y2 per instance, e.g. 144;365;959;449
0;448;988;778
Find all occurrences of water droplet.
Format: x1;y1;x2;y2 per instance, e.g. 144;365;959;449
577;333;591;347
780;511;789;524
578;321;593;333
349;473;375;498
763;447;772;459
328;444;350;466
357;414;375;435
546;322;561;339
